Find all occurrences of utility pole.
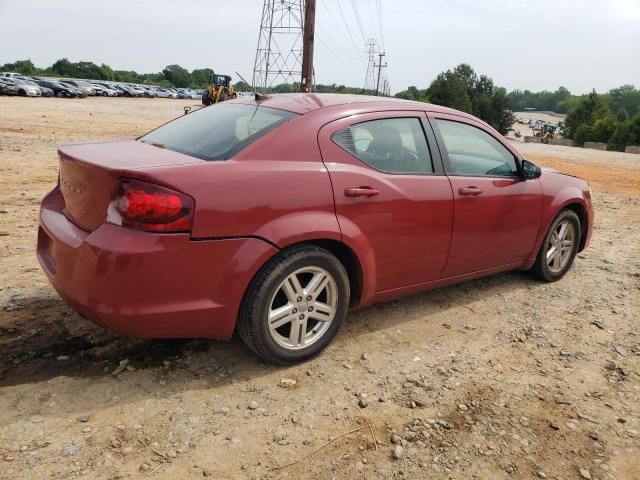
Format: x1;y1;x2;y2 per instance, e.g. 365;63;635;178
363;39;377;92
252;1;305;92
375;51;387;96
299;0;316;92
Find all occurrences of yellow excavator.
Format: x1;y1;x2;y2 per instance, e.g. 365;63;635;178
201;72;237;106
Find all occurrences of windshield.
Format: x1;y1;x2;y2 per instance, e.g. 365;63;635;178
140;103;297;161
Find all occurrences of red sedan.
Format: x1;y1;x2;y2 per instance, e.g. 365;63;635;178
37;94;593;364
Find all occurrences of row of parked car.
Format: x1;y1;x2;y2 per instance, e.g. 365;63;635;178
0;73;203;100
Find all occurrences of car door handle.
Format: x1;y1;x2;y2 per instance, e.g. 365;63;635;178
458;186;483;196
344;187;380;197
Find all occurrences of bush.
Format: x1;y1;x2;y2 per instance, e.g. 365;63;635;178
565;91;640;150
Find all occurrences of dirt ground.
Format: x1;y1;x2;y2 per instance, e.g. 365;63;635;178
0;97;639;480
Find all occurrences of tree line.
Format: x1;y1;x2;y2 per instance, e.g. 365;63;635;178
394;64;514;135
395;70;639;151
4;58;638;149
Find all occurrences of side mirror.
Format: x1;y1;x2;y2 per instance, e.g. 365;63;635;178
521;159;542;179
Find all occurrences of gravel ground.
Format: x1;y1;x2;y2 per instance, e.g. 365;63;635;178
0;97;638;480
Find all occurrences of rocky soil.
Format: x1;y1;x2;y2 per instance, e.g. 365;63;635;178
0;97;638;479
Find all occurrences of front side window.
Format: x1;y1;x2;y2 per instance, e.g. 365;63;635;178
434;119;518;177
140;104;297;161
332;118;433;174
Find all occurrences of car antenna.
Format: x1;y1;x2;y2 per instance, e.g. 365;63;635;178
233;70;268;101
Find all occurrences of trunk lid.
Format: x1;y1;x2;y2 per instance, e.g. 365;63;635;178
58;139;203;231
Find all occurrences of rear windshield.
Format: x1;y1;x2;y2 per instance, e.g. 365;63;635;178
139;103;297;161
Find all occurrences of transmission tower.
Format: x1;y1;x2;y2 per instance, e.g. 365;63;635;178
363;39;377;92
253;0;311;92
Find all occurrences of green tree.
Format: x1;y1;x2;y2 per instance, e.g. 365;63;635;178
427;71;472;113
50;58;74;76
608;85;640;117
190;68;214;88
564;91;608;140
424;64;514;134
2;59;37;75
99;63;115;81
162;64;191;88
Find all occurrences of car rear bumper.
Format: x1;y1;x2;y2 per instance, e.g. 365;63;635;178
37;187;278;340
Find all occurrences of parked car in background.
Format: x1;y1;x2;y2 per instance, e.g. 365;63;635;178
143;87;158;97
117;84;139;97
93;82;123;96
154;88;171;98
3;77;41;96
130;85;146;96
0;78;18;95
33;79;77;98
91;83;118;97
178;89;199;99
61;79;95;96
16;77;53;97
37;94;593;364
0;72;20;78
155;88;178;98
58;81;88;98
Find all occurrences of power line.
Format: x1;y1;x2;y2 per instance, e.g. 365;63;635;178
318;0;365;61
335;0;362;52
376;0;385;51
365;0;380;46
314;29;361;69
349;0;369;45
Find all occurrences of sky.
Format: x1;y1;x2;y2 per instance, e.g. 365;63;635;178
1;0;639;94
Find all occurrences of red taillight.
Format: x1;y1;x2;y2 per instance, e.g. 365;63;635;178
108;179;194;232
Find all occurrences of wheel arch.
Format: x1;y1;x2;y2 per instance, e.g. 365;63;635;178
249;235;374;309
525;193;590;269
562;202;589;251
302;239;364;307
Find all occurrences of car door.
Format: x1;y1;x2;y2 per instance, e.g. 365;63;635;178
318;112;454;293
428;113;542;277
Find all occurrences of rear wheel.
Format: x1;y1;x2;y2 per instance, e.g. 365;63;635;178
237;245;350;365
530;209;581;282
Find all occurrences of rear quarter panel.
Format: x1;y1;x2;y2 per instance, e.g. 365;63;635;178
134;116;340;245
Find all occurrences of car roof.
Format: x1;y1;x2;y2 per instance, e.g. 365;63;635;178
231;92;474;118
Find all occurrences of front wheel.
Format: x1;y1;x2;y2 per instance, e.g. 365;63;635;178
530;209;581;282
237;245;350;364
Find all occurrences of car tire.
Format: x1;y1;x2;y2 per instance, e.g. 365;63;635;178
530;209;581;282
237;245;350;365
18;89;26;96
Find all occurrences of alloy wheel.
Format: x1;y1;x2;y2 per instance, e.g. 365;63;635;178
268;267;338;351
546;220;575;273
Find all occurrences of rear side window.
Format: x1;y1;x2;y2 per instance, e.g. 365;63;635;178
332;118;433;174
434;119;518;177
140;104;297;161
